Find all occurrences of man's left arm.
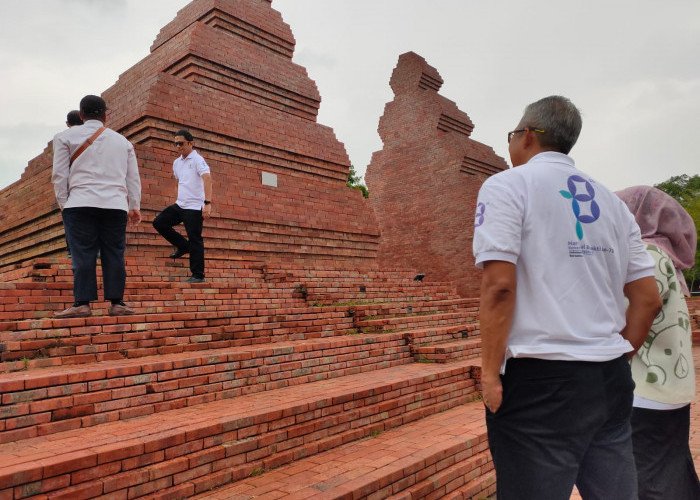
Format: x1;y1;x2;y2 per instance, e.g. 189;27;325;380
479;260;517;414
202;173;212;219
126;143;142;225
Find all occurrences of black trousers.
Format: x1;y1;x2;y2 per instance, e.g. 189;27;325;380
62;207;127;302
632;405;700;500
153;204;204;279
486;355;637;500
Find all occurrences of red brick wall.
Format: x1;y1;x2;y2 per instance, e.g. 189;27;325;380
365;52;508;297
0;0;379;270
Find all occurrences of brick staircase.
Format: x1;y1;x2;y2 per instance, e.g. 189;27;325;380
0;257;491;500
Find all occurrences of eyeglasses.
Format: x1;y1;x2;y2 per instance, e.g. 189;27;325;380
173;141;185;146
507;127;545;143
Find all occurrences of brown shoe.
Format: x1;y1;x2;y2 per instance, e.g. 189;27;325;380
54;304;91;319
109;303;135;316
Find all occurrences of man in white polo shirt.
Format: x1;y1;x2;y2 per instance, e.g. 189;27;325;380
153;129;212;283
473;96;662;499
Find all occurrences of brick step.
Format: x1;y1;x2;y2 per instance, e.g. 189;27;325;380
0;332;410;444
27;266;266;284
1;282;309;318
309;293;459;308
0;360;481;499
413;338;482;364
297;278;453;288
300;281;459;305
6;259;445;287
1;290;469;323
1;257;266;284
440;470;497;500
1;272;465;321
305;284;457;302
403;324;478;345
0;282;308;321
260;267;423;282
349;298;479;321
0;308;356;370
192;401;491;500
356;311;474;333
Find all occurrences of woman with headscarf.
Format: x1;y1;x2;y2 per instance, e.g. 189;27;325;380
617;185;700;499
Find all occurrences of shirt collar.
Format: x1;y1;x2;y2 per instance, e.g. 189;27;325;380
83;119;104;129
180;150;197;161
528;151;575;168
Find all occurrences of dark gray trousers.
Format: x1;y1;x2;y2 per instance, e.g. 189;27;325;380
486;355;637;500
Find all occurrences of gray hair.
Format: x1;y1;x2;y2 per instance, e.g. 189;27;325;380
519;96;582;154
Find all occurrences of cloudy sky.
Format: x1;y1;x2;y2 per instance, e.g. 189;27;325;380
1;0;698;192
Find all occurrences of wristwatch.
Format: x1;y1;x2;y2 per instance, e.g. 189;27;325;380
204;200;211;205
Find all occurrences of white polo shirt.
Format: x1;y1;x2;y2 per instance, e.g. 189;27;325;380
174;150;210;210
473;152;654;371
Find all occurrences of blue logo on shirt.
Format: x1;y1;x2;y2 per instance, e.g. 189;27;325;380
560;175;600;239
474;202;485;227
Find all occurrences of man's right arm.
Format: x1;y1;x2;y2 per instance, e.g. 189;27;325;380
51;134;70;208
622;276;662;356
479;260;517;413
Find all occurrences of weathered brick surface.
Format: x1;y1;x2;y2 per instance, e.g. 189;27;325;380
687;296;700;344
188;401;492;500
0;0;379;269
0;361;479;499
365;52;509;297
0;334;410;443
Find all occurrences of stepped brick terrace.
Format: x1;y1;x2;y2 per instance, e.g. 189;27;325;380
0;257;491;499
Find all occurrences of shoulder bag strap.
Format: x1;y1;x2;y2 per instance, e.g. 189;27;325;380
70;126;106;166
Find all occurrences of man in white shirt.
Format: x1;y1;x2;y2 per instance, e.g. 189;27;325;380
473;96;662;499
153;129;212;283
63;110;83;258
52;95;142;318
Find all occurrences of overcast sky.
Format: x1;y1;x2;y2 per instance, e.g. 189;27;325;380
1;0;698;193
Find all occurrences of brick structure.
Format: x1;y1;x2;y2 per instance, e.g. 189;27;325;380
0;0;379;270
0;5;501;498
365;52;508;297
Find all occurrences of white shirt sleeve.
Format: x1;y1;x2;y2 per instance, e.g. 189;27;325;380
196;155;211;176
125;142;141;211
473;174;524;269
51;132;71;208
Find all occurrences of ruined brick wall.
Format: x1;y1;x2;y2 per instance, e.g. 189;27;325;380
365;52;508;297
0;0;379;269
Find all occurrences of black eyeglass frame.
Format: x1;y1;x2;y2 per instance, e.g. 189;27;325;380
507;127;545;143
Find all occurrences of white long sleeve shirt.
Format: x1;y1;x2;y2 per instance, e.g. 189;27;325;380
52;119;141;211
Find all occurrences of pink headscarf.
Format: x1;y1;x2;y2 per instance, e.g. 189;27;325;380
616;185;697;296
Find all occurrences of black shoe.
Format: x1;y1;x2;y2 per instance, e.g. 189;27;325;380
170;248;189;259
185;276;205;283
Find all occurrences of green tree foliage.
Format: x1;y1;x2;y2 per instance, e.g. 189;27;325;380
347;165;369;198
654;174;700;293
654;174;700;207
